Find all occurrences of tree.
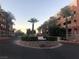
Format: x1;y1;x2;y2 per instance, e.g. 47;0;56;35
47;16;59;36
61;6;74;17
28;18;38;32
37;21;49;36
15;30;25;37
3;11;15;36
27;29;31;35
0;9;15;37
38;16;58;36
60;6;74;39
37;26;42;33
48;16;57;27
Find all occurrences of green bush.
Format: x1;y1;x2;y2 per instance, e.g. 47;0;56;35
45;36;57;41
21;35;28;41
28;36;38;41
21;35;38;41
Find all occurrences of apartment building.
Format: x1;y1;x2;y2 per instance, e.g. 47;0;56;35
0;6;14;40
57;0;79;39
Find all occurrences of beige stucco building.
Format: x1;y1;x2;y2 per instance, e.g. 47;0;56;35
0;6;15;41
57;0;79;39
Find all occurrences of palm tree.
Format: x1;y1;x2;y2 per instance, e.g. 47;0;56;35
60;6;74;39
7;12;15;36
37;26;42;33
28;18;38;32
37;16;58;36
48;16;57;27
3;11;15;36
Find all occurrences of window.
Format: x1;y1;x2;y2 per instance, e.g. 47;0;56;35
68;29;72;32
58;24;61;26
63;22;66;25
63;15;65;18
74;11;76;14
3;19;5;22
57;17;61;20
74;20;76;22
74;28;77;30
0;13;1;16
67;21;71;24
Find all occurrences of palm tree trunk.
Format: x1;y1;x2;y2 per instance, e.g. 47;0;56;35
66;17;68;40
32;23;34;31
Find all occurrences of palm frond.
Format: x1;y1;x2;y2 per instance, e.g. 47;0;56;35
28;18;38;23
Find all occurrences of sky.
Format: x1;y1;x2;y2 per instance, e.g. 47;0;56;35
0;0;73;33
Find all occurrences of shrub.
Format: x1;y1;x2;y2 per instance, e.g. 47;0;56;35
28;36;38;41
21;35;38;41
45;36;57;41
21;35;28;41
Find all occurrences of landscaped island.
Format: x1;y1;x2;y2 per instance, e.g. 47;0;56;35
14;33;63;49
16;40;62;49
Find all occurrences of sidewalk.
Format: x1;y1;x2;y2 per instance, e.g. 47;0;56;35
0;37;11;44
59;39;79;44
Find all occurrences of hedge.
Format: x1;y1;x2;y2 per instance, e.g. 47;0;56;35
45;36;57;41
21;35;38;41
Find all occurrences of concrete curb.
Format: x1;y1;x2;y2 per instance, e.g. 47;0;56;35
60;40;79;44
15;40;62;49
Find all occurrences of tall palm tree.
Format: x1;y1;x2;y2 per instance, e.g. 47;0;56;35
28;18;38;32
60;6;74;39
7;12;15;36
3;11;15;36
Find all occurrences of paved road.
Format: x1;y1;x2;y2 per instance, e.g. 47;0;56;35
0;38;79;59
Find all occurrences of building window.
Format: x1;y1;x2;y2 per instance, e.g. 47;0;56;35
67;21;71;24
74;28;77;30
68;29;72;32
57;17;61;20
68;29;72;34
74;20;76;22
0;14;1;16
63;22;66;25
3;19;5;22
63;15;65;18
58;24;61;26
74;11;76;14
